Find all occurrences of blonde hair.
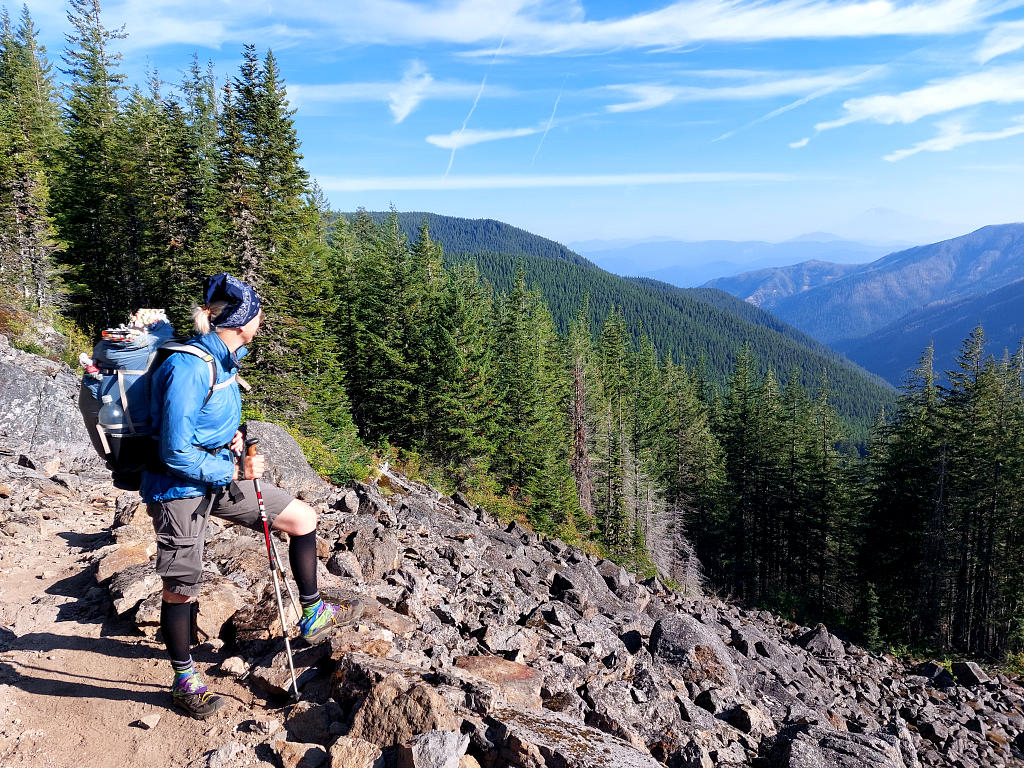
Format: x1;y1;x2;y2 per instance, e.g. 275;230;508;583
192;301;230;334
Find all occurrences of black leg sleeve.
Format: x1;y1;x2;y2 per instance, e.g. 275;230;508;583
288;530;319;605
161;600;194;665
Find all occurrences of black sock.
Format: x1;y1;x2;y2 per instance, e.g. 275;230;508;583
161;600;194;667
288;530;319;606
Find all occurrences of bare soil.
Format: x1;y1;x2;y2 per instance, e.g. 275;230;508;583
0;486;283;768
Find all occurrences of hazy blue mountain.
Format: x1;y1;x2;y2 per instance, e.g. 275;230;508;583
834;279;1024;385
572;238;892;287
768;223;1024;344
703;260;866;310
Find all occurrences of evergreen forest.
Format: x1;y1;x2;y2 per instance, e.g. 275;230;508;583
2;1;1024;668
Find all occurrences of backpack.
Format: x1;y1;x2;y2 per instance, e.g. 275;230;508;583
79;319;234;491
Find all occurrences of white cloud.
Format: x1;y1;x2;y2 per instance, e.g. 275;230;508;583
790;137;810;148
816;64;1024;131
387;61;433;123
606;85;678;113
975;20;1024;63
606;69;880;113
884;117;1024;160
317;171;793;191
287;79;511;117
426;126;542;150
86;0;1011;55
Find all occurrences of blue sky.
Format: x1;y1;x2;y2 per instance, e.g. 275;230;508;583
22;0;1024;245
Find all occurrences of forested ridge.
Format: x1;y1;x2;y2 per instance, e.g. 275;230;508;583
3;0;1024;669
354;210;895;438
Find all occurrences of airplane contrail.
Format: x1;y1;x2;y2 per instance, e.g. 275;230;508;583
445;34;506;177
532;75;568;166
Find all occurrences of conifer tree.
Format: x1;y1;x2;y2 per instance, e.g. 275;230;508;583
56;0;132;328
0;6;62;311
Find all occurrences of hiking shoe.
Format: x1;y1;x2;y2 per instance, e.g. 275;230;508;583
172;669;225;720
299;599;364;644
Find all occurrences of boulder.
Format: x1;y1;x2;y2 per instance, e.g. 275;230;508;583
343;525;402;581
454;656;543;710
397;730;470;768
771;725;911;768
245;421;331;502
96;541;155;582
328;736;384;768
250;642;332;698
108;563;160;615
488;707;663;768
272;739;328;768
649;614;738;688
951;661;992;686
0;338;101;472
347;674;461;749
798;624;846;659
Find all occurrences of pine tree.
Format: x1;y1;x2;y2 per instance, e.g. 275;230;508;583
55;0;132;328
0;6;63;311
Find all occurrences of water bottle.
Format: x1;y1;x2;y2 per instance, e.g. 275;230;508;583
98;394;126;438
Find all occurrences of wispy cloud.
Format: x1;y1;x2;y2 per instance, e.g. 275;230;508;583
89;1;1012;56
288;77;514;120
975;20;1024;63
713;67;883;141
427;126;542;150
606;85;678;113
387;61;433;123
606;69;880;114
318;171;794;192
789;137;810;148
884;116;1024;160
816;64;1024;131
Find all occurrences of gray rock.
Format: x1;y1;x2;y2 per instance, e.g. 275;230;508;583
772;725;911;768
488;707;663;768
396;730;470;768
206;742;249;768
0;338;102;473
245;421;331;503
108;563;160;615
952;661;992;687
650;614;738;688
798;624;846;658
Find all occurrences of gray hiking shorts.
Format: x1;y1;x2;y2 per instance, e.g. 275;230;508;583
147;480;294;597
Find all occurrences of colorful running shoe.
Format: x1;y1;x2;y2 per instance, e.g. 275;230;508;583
172;668;225;720
298;598;364;644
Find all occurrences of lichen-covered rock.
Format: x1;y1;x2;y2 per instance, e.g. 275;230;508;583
488;707;663;768
347;674;461;749
772;725;912;768
454;656;543;710
649;614;738;688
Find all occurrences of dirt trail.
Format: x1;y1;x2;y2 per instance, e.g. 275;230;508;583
0;479;279;768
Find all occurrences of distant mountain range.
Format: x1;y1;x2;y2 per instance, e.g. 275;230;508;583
571;236;893;287
704;223;1024;384
348;210;895;436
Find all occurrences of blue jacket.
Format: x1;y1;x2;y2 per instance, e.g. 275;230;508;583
140;333;247;503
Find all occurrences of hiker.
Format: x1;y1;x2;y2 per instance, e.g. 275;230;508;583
141;272;361;719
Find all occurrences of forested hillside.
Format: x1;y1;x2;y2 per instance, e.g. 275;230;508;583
3;1;1024;668
354;210;895;435
836;279;1024;385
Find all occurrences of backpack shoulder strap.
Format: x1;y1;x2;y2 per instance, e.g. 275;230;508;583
160;342;232;406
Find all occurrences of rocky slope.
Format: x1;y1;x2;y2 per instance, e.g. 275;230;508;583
1;336;1022;768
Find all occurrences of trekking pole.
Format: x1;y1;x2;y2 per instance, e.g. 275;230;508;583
246;439;301;700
